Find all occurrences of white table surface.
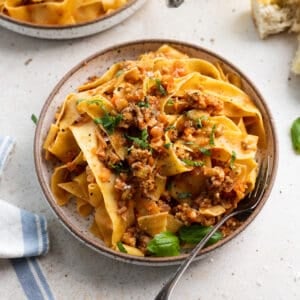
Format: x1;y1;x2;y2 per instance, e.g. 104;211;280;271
0;1;300;299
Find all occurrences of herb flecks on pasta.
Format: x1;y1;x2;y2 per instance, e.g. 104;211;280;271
0;0;128;26
43;45;264;257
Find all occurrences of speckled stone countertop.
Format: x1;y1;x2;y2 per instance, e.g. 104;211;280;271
0;1;300;299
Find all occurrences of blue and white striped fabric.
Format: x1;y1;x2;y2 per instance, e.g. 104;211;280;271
0;199;49;258
0;135;49;258
0;135;54;299
11;258;55;300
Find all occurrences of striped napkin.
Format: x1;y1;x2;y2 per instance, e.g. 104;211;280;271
0;135;49;258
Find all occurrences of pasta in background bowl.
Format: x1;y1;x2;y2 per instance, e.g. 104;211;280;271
0;0;146;39
34;40;278;265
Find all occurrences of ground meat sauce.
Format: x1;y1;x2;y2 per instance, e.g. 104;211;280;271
46;45;263;256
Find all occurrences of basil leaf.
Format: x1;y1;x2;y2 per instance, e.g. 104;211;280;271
117;241;127;253
291;117;300;153
179;224;223;246
147;232;180;257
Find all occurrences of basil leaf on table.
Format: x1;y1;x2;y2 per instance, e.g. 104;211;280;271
147;232;180;257
291;117;300;153
179;224;223;246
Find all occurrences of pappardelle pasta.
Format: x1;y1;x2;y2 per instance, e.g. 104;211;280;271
0;0;128;25
44;45;265;257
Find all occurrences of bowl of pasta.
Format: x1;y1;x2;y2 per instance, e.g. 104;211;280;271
34;40;278;265
0;0;146;39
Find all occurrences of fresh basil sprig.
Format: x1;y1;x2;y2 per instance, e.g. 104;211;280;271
147;232;180;257
179;225;223;246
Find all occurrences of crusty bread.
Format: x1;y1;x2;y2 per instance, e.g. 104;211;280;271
251;0;300;38
251;0;300;74
292;35;300;74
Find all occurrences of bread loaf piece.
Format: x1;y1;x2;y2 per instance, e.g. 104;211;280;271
251;0;300;74
292;36;300;74
251;0;300;38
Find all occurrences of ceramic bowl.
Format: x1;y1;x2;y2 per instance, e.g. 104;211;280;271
34;40;278;266
0;0;146;39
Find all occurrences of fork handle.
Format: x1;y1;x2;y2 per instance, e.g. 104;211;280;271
154;211;238;300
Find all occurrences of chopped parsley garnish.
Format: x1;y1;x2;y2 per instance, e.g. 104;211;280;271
137;97;150;108
94;112;123;135
165;125;176;132
31;114;38;125
115;70;124;78
196;116;208;129
177;192;192;199
166;180;172;191
117;241;127;253
166;98;174;106
155;79;167;96
209;124;216;146
109;161;129;174
164;143;172;149
76;98;85;104
199;147;211;156
182;158;204;167
126;129;150;150
76;98;104;107
86;99;104;106
229;150;237;169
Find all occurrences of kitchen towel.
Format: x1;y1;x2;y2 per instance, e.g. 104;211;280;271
0;135;49;258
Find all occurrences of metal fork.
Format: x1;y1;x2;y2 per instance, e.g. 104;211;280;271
155;156;270;300
167;0;184;8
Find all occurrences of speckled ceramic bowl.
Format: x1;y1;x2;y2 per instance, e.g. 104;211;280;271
0;0;146;39
34;40;278;266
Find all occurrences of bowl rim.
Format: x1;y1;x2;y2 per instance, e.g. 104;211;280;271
0;0;139;30
34;39;279;266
